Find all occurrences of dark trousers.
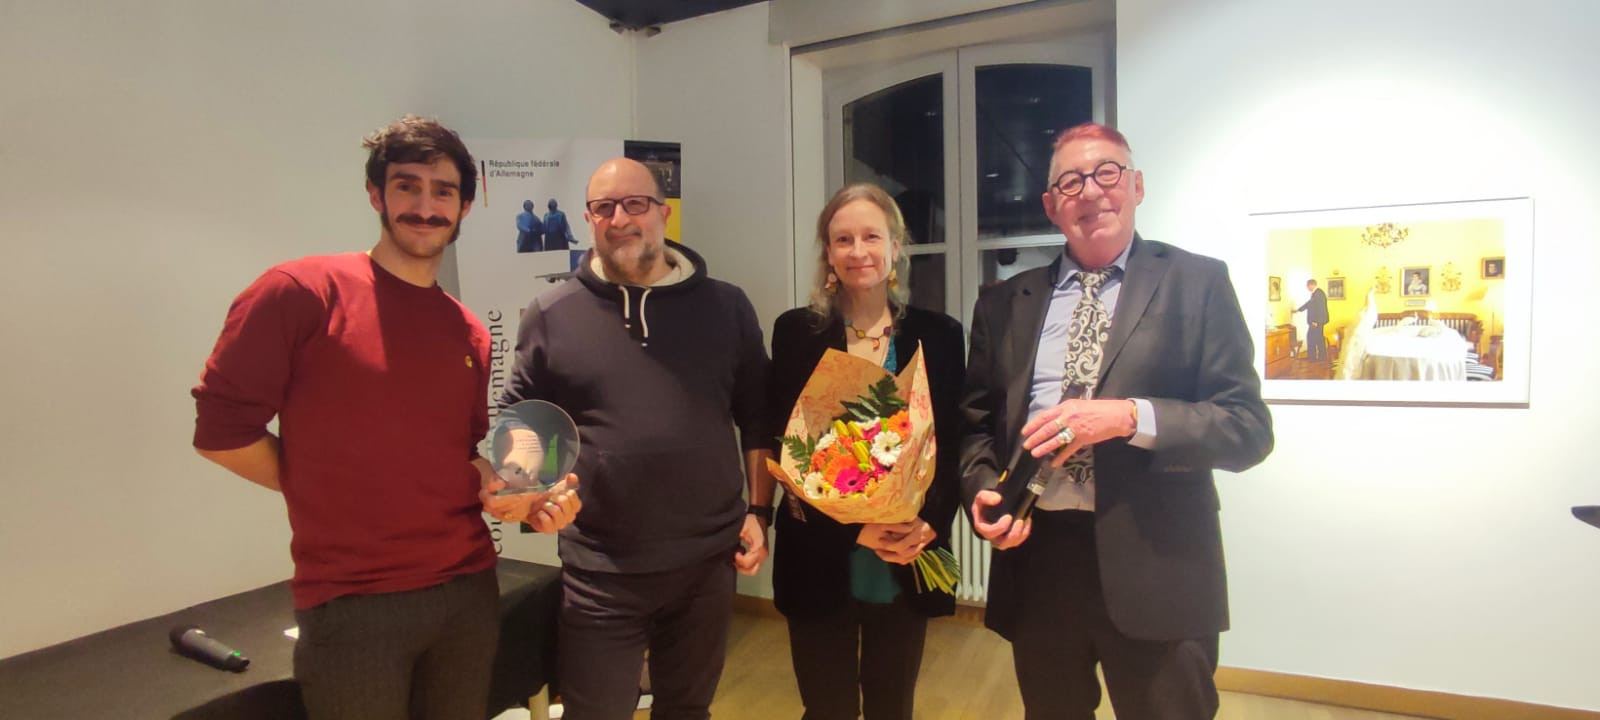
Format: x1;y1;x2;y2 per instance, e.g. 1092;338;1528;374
1009;511;1219;720
785;596;928;720
557;554;735;720
1306;321;1327;360
292;569;500;720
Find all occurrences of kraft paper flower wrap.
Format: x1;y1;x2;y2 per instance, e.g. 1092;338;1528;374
765;345;959;594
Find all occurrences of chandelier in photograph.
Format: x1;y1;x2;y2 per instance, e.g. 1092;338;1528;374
1360;222;1409;249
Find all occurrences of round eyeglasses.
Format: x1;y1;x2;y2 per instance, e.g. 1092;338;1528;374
1050;161;1130;198
586;195;664;218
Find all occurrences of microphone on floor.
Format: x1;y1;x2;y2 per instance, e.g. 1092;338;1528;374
169;625;250;672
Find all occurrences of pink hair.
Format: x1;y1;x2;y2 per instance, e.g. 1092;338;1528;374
1052;122;1132;155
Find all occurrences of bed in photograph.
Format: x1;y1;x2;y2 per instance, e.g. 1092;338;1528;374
1338;308;1491;381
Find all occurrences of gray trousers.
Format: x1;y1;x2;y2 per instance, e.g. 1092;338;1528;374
557;554;735;720
293;569;500;720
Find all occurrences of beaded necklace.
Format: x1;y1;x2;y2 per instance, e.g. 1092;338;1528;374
846;322;893;351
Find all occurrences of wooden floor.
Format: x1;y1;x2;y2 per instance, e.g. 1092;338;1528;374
1265;356;1337;380
690;611;1431;720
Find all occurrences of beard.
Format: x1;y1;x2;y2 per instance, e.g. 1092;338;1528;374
597;231;664;284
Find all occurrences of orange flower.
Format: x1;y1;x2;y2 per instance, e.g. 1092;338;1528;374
886;410;911;438
808;444;844;474
823;452;859;482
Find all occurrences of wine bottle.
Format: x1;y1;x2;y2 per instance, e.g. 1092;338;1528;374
980;441;1050;526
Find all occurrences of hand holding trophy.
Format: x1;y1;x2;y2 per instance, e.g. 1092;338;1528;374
480;400;583;532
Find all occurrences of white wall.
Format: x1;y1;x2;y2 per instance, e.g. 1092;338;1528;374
769;0;1036;45
632;2;794;596
1118;0;1600;711
0;0;630;658
634;3;792;330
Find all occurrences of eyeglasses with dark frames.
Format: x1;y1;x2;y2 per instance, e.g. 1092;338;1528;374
1050;161;1131;198
586;195;664;218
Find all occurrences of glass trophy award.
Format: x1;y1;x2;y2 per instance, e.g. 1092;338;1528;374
488;400;580;496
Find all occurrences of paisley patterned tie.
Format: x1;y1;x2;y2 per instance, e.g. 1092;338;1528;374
1060;267;1116;485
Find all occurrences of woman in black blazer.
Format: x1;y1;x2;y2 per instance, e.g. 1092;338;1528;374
765;183;966;720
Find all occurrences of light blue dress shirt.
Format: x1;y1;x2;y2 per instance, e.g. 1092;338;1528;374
1028;243;1157;511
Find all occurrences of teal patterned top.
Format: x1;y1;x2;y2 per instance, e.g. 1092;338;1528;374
850;338;900;604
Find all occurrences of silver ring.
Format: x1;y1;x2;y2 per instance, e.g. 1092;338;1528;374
1052;417;1067;433
1055;428;1075;445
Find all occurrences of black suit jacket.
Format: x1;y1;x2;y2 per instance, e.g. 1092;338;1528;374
766;305;967;618
1298;288;1329;325
959;235;1273;641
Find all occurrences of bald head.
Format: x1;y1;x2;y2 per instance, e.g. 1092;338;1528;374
586;158;664;201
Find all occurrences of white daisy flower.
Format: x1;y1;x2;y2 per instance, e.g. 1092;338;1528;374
803;472;827;498
815;431;836;452
871;430;903;467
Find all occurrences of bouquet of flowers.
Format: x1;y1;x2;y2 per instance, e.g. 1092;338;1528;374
765;346;960;594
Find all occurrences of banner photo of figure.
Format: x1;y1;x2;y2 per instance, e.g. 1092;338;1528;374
1252;197;1531;407
455;138;682;562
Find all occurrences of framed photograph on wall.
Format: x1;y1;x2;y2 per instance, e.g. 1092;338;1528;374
1400;266;1431;297
1253;197;1532;407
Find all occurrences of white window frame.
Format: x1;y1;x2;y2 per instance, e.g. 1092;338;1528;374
958;39;1109;326
824;53;962;314
818;37;1110;325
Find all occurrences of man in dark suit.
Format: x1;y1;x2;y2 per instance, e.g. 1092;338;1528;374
1295;279;1330;361
960;123;1273;719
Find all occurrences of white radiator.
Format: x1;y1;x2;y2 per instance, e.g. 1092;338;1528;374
950;517;992;604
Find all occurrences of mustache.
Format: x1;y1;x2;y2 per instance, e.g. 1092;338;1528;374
395;213;452;227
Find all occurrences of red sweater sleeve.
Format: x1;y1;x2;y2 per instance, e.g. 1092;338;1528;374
192;268;324;451
468;323;492;461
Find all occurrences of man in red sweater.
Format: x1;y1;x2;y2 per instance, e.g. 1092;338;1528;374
192;116;580;720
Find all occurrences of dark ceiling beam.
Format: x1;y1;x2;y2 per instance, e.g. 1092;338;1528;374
571;0;766;31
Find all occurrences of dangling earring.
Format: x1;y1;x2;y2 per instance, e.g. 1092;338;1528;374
888;267;899;291
826;272;839;293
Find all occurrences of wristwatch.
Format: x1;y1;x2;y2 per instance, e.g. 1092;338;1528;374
747;504;774;524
